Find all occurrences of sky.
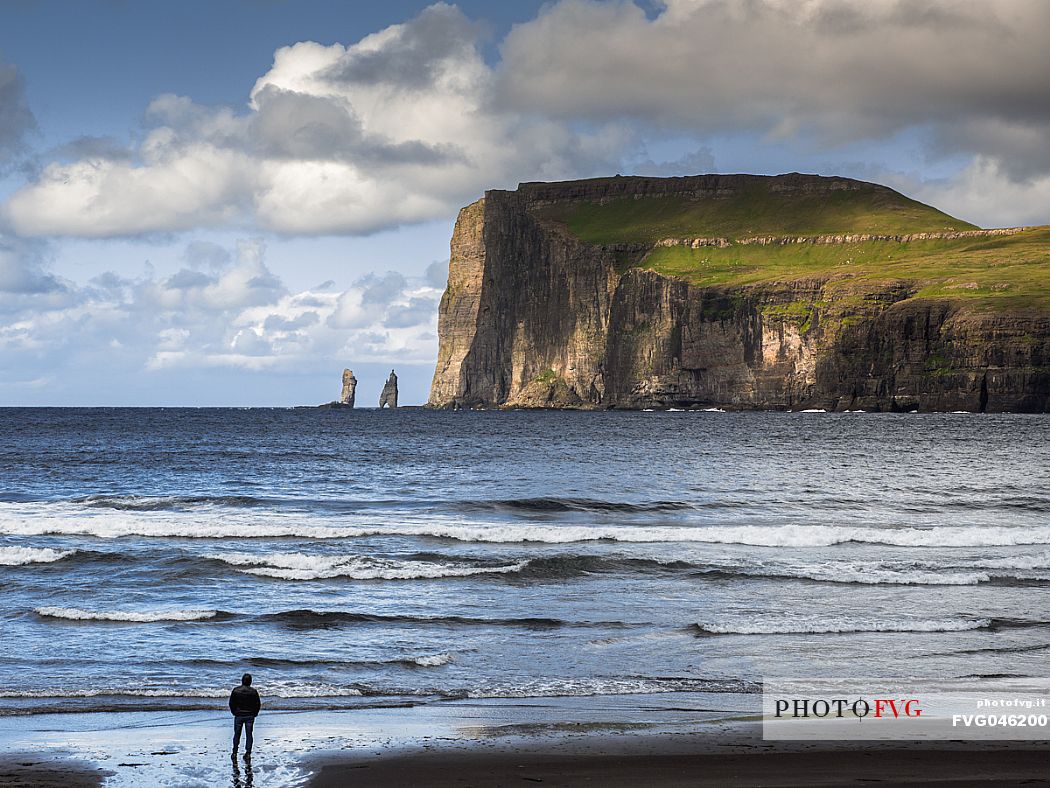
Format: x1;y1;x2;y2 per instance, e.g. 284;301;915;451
1;0;1048;406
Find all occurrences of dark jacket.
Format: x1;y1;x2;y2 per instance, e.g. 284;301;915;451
229;685;261;717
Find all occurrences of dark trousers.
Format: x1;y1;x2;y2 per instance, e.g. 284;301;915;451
233;715;255;754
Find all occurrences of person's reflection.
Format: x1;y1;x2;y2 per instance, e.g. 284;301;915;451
232;756;254;788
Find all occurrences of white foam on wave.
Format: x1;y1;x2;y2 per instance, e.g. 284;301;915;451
207;551;529;581
35;606;218;622
409;523;1050;547
375;523;1050;548
4;503;1049;547
0;676;717;701
759;564;991;586
696;616;990;635
0;509;346;540
977;552;1050;571
462;676;734;699
0;683;364;699
752;553;1050;584
412;653;453;667
0;547;74;565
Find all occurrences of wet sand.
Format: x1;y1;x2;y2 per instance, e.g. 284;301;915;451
0;754;110;787
307;740;1050;787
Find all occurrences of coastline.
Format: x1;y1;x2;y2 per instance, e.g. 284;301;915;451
3;693;1049;786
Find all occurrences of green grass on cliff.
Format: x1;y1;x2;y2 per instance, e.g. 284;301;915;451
641;227;1050;310
530;177;1047;310
535;183;974;244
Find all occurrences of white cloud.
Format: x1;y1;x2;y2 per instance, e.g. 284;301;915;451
907;157;1050;229
2;3;622;238
0;237;440;382
5;144;252;237
4;0;1050;239
497;0;1050;153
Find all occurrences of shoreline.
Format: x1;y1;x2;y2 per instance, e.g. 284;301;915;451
2;693;1049;786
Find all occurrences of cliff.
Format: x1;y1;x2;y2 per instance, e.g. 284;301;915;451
428;174;1050;412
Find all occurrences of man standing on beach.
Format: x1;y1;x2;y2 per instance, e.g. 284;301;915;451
229;673;261;759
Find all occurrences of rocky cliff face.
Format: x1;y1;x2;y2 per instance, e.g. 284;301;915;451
429;176;1050;412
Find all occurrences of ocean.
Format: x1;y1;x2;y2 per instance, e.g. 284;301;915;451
1;408;1049;717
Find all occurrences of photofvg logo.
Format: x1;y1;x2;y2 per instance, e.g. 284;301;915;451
774;697;923;721
763;678;1050;741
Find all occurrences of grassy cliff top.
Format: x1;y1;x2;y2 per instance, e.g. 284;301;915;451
519;173;1050;310
530;175;976;243
640;227;1050;310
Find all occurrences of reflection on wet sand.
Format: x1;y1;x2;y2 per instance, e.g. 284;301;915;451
232;757;253;788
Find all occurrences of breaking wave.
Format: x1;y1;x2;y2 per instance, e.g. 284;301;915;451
7;516;1050;547
206;551;529;581
976;552;1050;571
31;606;608;629
412;653;453;667
0;684;365;700
0;547;75;566
458;676;760;699
7;543;1044;588
0;675;757;705
35;607;223;622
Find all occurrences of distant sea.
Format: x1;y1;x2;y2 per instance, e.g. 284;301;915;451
1;408;1048;715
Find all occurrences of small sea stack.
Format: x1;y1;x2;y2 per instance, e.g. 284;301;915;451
340;369;357;407
315;368;358;409
380;370;398;409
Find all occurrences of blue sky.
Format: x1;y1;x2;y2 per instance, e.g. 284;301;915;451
1;0;1048;405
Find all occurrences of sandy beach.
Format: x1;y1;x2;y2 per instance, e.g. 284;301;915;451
2;693;1048;786
307;742;1050;787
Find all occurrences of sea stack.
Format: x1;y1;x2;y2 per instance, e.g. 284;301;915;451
339;369;358;407
379;370;398;409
